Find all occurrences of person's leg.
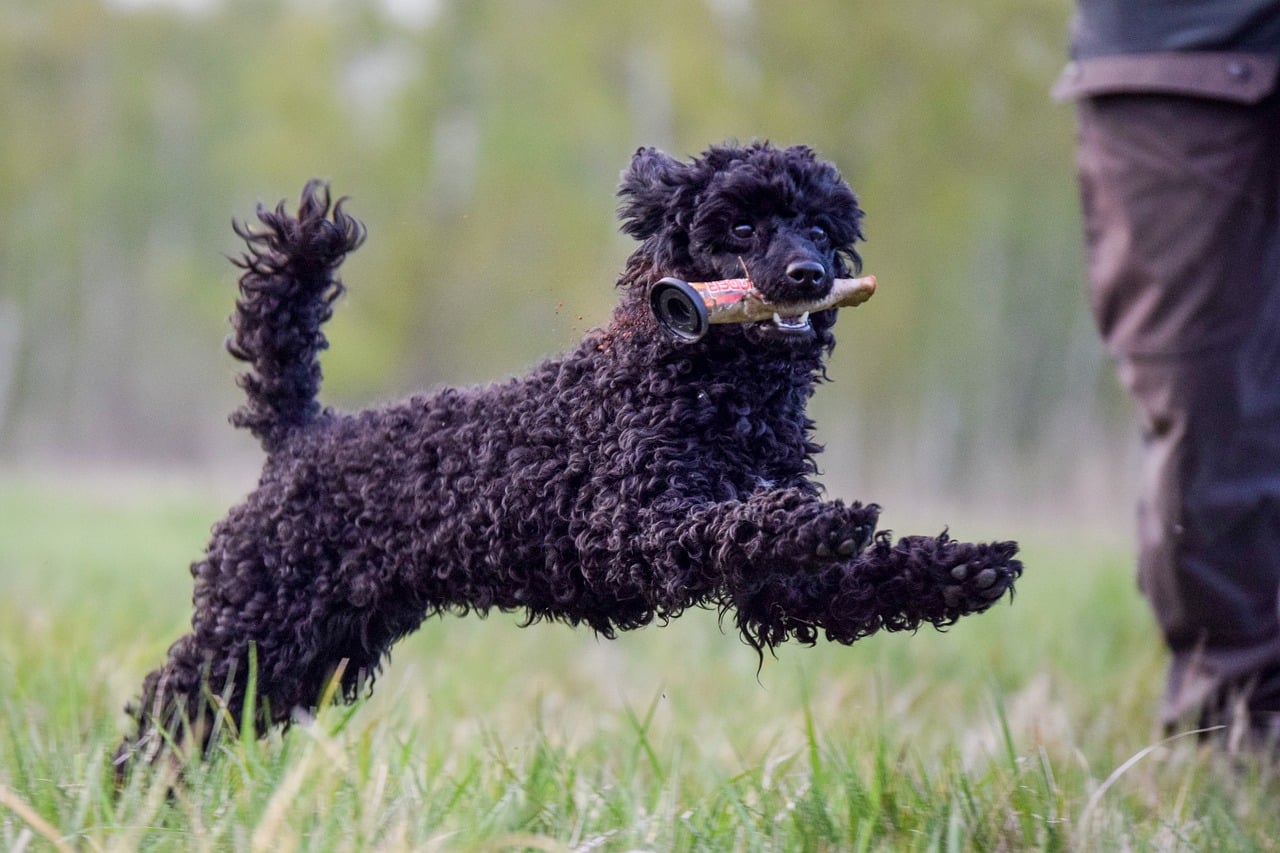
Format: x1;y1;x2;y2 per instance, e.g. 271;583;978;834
1116;349;1280;729
1076;90;1280;732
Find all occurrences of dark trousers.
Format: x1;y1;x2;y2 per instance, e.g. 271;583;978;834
1075;90;1280;725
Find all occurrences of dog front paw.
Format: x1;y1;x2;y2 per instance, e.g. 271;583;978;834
810;501;879;562
932;539;1022;615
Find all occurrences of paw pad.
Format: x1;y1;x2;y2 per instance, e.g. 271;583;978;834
938;554;1020;613
815;523;871;561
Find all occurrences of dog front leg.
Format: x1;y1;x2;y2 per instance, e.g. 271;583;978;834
653;489;1021;652
642;487;876;644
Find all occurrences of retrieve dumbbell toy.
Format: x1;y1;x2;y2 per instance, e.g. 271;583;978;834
650;274;877;342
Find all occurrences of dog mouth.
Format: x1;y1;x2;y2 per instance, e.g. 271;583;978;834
768;311;812;334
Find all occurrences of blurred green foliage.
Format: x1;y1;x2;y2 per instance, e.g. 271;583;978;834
0;0;1130;514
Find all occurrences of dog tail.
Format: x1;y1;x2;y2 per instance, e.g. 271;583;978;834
227;181;365;451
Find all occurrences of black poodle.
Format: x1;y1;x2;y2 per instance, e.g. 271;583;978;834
115;142;1021;774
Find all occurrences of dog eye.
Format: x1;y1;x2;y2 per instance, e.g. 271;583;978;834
808;225;829;244
731;223;755;240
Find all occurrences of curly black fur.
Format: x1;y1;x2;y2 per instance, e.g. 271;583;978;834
115;143;1022;776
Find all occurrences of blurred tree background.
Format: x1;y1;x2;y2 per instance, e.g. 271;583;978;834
0;0;1134;523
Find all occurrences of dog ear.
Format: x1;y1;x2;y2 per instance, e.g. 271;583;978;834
616;147;684;240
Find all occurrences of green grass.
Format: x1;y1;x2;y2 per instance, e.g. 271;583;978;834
2;477;1279;851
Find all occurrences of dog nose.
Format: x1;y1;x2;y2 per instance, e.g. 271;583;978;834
786;261;826;292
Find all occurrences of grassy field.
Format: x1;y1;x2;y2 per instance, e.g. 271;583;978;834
2;476;1278;851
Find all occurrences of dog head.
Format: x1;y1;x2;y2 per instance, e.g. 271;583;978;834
617;142;864;348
